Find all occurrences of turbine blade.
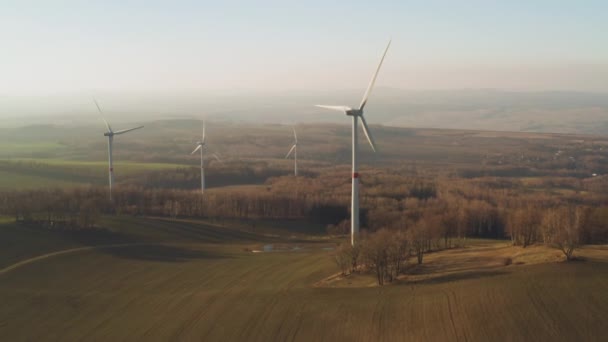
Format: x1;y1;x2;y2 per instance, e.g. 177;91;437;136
93;98;112;132
360;115;377;152
202;120;206;143
191;144;202;154
285;144;296;159
358;40;391;111
113;125;144;135
212;153;222;163
293;127;297;143
315;105;352;112
102;118;113;133
93;98;102;113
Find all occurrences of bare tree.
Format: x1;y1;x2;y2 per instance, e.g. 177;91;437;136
507;205;541;248
386;230;409;279
541;208;560;245
552;206;586;261
361;230;390;285
78;198;100;229
408;220;429;265
334;244;351;275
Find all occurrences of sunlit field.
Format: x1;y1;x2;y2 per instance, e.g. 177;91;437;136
1;217;606;341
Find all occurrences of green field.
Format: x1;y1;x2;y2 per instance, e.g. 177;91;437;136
0;170;85;189
0;142;67;156
0;159;189;189
8;158;188;172
0;217;606;341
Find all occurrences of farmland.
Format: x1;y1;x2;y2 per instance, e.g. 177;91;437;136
2;120;608;191
0;159;188;190
0;217;607;341
3;2;607;340
1;121;608;341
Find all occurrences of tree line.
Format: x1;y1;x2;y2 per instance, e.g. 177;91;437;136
333;203;597;286
2;166;607;282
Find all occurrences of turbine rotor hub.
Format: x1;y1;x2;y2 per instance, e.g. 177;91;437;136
346;109;362;116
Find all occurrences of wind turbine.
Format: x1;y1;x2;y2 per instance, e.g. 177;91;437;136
285;127;298;176
191;120;207;193
315;40;391;246
94;99;144;199
191;120;220;194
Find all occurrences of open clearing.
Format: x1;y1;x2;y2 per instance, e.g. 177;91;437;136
1;218;607;341
4;158;187;173
0;159;189;189
0;142;67;157
0;170;85;190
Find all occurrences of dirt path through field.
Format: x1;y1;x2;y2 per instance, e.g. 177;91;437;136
0;239;339;277
0;243;170;276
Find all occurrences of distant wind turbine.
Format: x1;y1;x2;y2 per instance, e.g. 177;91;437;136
315;40;391;246
94;99;144;199
285;127;298;176
191;120;220;194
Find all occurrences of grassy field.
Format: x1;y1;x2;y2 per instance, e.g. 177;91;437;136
0;170;85;190
0;142;67;157
0;217;607;341
0;159;189;189
7;158;188;172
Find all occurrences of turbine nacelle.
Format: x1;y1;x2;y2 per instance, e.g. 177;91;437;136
102;126;144;137
313;105;361;116
346;108;363;116
315;104;376;152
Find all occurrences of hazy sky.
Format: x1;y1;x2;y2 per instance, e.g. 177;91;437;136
1;0;607;95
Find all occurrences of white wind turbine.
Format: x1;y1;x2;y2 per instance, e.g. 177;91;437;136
315;40;391;246
191;120;220;194
285;127;298;176
94;99;144;199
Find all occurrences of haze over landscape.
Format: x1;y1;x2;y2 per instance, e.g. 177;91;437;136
2;2;608;341
2;1;607;132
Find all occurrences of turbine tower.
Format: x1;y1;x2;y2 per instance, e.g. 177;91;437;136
94;99;144;199
285;127;298;176
315;40;391;246
191;120;207;193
